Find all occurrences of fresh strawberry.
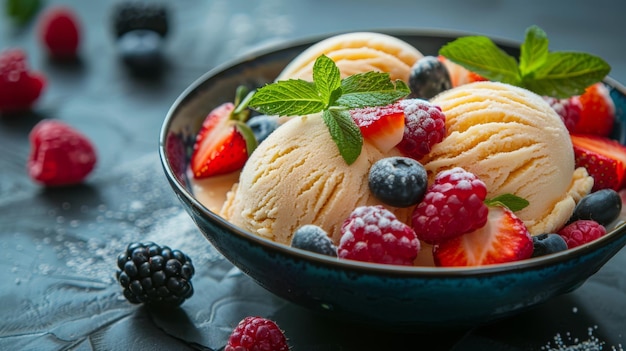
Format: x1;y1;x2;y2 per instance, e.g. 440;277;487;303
38;6;81;59
433;206;533;267
572;82;615;136
28;120;97;186
350;102;405;152
190;95;257;178
570;133;626;191
0;49;46;114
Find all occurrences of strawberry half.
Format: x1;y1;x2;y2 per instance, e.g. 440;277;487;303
433;206;533;267
572;82;615;137
191;97;257;179
350;102;405;152
570;133;626;191
438;55;487;87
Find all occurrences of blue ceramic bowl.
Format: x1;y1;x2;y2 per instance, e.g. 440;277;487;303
159;30;626;330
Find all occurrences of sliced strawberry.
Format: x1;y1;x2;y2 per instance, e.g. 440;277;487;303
437;55;488;87
433;206;533;267
572;82;615;136
570;133;626;191
350;102;405;152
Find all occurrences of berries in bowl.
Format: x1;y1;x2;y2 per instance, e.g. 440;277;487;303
159;28;626;329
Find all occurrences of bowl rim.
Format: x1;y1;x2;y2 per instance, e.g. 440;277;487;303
159;28;626;278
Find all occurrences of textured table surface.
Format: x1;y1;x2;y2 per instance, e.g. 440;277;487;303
1;1;626;350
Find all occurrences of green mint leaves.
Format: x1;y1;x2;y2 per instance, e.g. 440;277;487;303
247;54;410;164
485;193;529;212
439;25;611;98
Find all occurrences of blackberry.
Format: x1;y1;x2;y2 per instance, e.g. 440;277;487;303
116;242;194;306
112;2;169;38
291;225;337;257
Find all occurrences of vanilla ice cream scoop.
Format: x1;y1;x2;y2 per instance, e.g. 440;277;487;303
220;114;413;245
276;32;423;82
423;81;593;235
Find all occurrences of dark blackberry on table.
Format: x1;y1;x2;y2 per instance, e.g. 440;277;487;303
112;2;169;38
116;242;194;306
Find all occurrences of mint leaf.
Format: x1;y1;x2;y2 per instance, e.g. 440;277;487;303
439;36;521;85
248;79;325;116
337;72;410;108
312;55;342;107
6;0;40;25
521;51;611;98
322;109;363;165
519;25;549;75
485;193;529;212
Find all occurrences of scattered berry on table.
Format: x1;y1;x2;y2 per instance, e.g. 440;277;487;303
412;167;488;244
408;55;452;99
27;120;97;186
247;114;279;144
543;95;581;133
291;225;337;257
570;188;622;226
570;133;626;191
368;156;428;207
572;82;615;136
338;205;420;266
558;220;606;249
531;233;568;258
350;102;405;152
397;98;446;160
116;242;195;306
433;206;534;267
117;29;165;76
0;49;46;114
191;101;256;178
38;6;81;59
112;2;169;38
225;316;289;351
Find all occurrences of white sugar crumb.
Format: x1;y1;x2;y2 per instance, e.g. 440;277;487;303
541;326;624;351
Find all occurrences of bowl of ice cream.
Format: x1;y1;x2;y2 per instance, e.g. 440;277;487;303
159;29;626;330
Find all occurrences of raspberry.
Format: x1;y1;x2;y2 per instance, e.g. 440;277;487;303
338;205;420;266
116;242;195;306
557;220;606;249
112;2;169;38
38;6;81;59
397;99;446;160
291;225;337;257
543;95;581;132
412;167;488;244
225;316;289;351
27;120;97;186
0;49;46;114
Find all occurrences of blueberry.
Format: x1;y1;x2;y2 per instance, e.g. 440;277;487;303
291;225;337;257
247;115;279;143
117;29;164;76
408;56;452;99
570;189;622;226
531;233;568;257
368;157;427;207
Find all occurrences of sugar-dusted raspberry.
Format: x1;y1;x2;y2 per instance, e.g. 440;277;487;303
543;95;581;132
225;316;289;351
412;167;488;244
558;220;606;249
397;98;446;160
0;49;46;114
338;205;420;266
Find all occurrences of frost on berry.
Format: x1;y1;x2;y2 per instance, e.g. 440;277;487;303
397;99;446;160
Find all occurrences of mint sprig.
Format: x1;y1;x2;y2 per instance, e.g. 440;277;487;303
439;25;611;98
485;193;529;212
247;54;410;164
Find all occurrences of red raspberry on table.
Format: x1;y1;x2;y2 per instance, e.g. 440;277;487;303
338;205;420;266
412;167;488;244
558;220;606;249
0;49;46;114
28;120;97;186
397;98;446;160
543;95;581;133
38;6;81;59
225;316;289;351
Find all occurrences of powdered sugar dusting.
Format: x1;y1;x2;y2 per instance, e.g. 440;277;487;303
541;325;624;351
